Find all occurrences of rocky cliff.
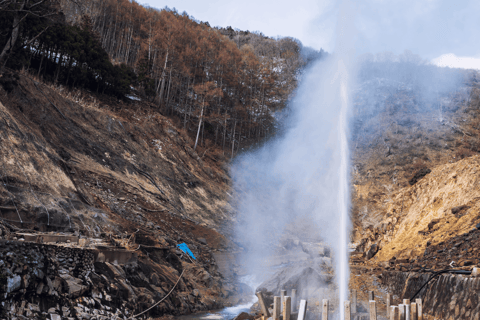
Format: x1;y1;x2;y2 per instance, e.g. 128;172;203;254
0;71;243;319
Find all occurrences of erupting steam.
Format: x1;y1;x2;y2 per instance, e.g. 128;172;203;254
232;1;356;317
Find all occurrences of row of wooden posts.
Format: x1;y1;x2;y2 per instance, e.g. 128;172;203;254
361;290;423;320
256;289;308;320
256;289;423;320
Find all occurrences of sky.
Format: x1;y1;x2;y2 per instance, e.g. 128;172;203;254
143;0;480;69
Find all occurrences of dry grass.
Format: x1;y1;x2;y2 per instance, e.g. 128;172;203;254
375;155;480;261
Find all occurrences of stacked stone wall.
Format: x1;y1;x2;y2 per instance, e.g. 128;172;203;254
382;271;480;320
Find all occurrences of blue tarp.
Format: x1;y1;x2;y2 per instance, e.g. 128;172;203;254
177;243;196;260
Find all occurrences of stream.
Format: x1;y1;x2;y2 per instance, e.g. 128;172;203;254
177;275;259;320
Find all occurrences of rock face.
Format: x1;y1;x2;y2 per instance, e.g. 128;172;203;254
0;71;243;318
408;168;431;186
234;312;255;320
0;238;231;319
258;266;332;301
382;270;480;320
366;244;378;260
356;156;480;263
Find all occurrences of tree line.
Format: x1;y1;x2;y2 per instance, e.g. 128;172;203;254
1;0;326;155
0;1;136;98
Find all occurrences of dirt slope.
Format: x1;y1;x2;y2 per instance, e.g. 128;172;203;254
0;72;233;233
350;69;480;268
374;155;480;262
0;71;242;318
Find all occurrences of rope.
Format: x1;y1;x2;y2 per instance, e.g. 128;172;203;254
131;268;185;319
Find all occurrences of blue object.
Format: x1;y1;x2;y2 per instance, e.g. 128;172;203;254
177;243;196;260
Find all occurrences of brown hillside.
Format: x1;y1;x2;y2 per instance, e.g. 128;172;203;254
374;155;480;262
0;71;243;317
351;68;480;269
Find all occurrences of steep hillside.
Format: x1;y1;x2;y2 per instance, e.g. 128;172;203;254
350;62;480;269
0;71;243;318
370;155;480;262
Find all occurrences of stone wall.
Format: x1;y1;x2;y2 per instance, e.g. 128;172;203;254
0;240;102;318
381;271;480;320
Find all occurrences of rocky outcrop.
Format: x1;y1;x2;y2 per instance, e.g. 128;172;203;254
0;71;245;318
381;270;480;320
0;238;240;319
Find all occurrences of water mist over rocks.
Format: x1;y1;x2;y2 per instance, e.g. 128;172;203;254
231;2;356;317
229;4;474;320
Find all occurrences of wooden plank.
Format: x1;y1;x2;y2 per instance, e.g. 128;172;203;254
399;304;405;320
273;296;281;320
369;300;377;320
386;293;391;318
415;298;423;320
256;292;271;318
352;289;357;314
345;300;351;320
322;299;329;320
281;290;287;312
411;302;417;320
291;289;297;312
390;306;399;320
405;304;411;320
298;299;308;320
283;296;291;320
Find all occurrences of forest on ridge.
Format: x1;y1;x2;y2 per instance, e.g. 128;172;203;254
0;0;326;156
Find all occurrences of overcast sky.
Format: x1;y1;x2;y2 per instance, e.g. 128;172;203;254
143;0;480;68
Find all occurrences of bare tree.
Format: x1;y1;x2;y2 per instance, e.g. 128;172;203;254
0;0;63;71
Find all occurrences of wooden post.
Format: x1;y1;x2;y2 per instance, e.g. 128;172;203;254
369;300;377;320
256;292;271;318
405;304;410;320
390;306;399;320
386;293;391;318
403;299;410;305
415;298;422;320
322;299;329;320
298;299;308;320
345;300;351;320
273;296;281;320
283;296;291;320
352;289;357;314
291;289;297;312
399;304;405;320
411;302;417;320
368;291;375;301
281;290;287;312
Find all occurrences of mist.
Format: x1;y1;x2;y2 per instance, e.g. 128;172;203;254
230;0;473;317
231;2;356;317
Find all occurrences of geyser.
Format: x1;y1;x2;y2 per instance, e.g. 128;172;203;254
232;2;356;318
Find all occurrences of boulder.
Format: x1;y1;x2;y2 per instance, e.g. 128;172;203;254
258;266;330;299
149;273;159;285
6;275;21;293
59;274;88;298
36;282;44;295
234;312;254;320
50;313;61;320
451;205;470;216
366;244;378;260
409;168;431;185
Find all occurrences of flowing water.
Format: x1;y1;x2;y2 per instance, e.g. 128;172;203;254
177;275;259;320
